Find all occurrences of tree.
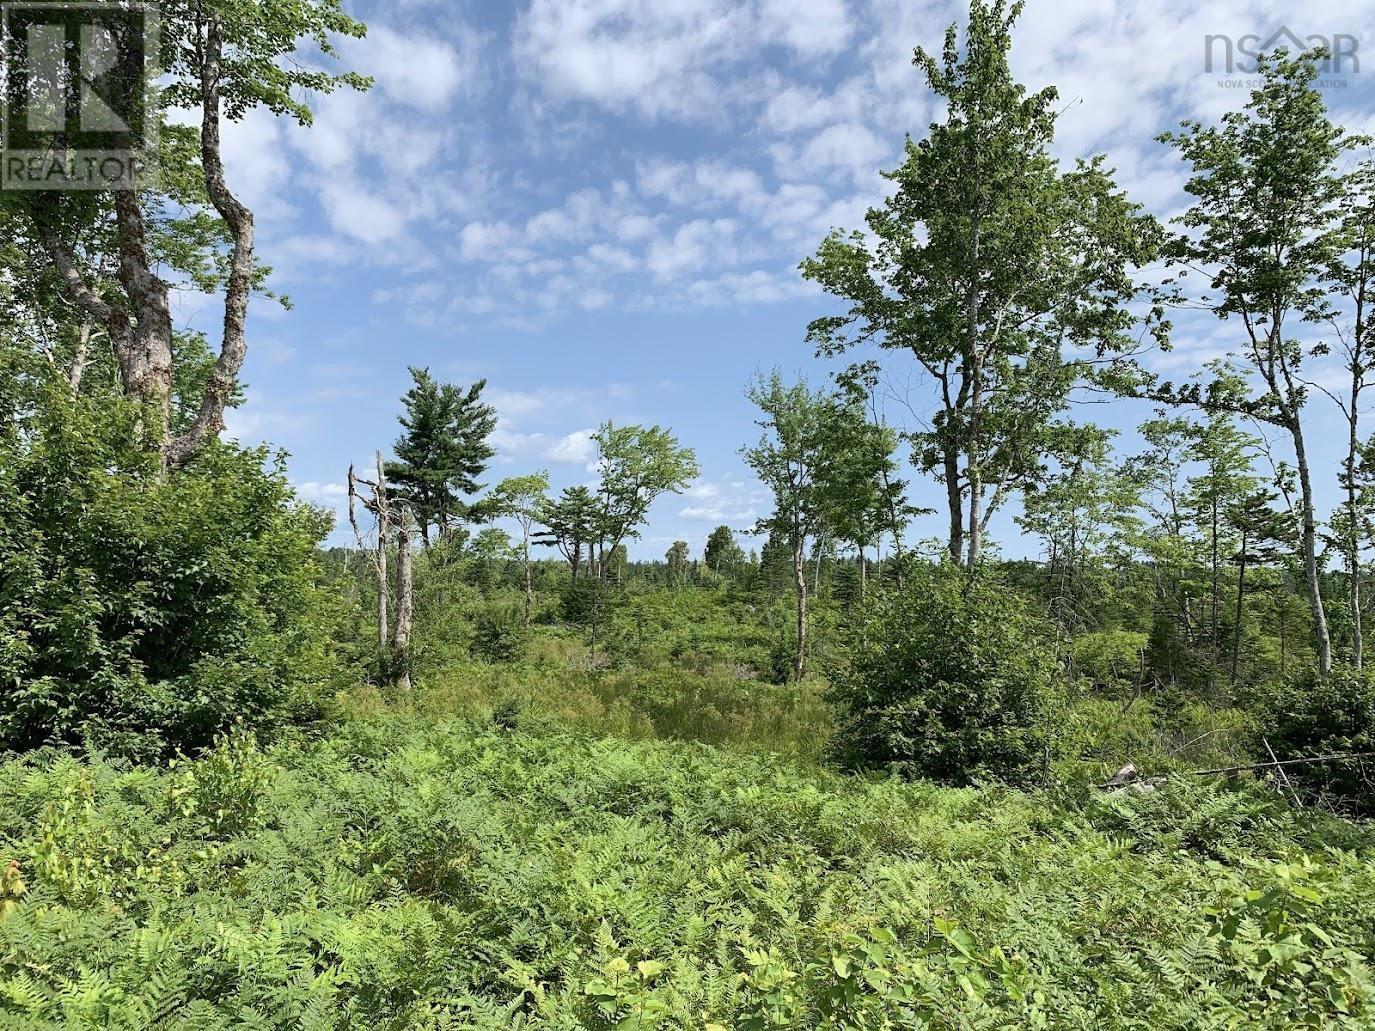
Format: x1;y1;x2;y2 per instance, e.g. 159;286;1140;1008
703;525;745;575
386;369;497;545
1228;490;1295;684
802;0;1162;567
742;372;828;681
1323;158;1375;669
1155;49;1359;676
814;382;917;601
590;422;699;576
1016;424;1139;631
665;541;691;586
535;486;598;578
1182;408;1260;686
348;453;414;690
9;0;369;470
490;472;550;625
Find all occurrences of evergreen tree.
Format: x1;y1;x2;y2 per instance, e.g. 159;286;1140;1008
535;486;599;578
386;368;497;544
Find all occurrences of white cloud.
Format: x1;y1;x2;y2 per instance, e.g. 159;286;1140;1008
354;25;481;111
545;428;598;463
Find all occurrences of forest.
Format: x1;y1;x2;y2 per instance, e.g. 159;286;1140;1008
1;0;1374;1027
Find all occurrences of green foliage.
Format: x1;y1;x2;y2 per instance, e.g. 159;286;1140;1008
471;609;527;665
1263;665;1375;815
385;368;497;542
830;566;1056;785
0;716;1371;1028
0;389;338;760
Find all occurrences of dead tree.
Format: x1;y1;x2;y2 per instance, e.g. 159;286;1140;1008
348;451;414;689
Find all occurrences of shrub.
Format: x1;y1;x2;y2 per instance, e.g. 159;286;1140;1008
1262;664;1375;815
471;608;527;664
829;566;1056;786
0;390;339;760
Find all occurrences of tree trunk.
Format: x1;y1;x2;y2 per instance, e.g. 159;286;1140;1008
793;535;808;682
858;546;867;605
1348;396;1364;671
393;508;414;690
1291;420;1332;676
1231;541;1247;686
523;525;533;626
1210;492;1220;690
944;447;963;563
373;453;390;656
112;188;174;444
964;203;983;570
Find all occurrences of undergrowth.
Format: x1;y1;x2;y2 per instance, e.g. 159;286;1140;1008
1;717;1372;1028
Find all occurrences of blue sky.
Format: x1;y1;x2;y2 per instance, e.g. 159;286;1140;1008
202;0;1375;559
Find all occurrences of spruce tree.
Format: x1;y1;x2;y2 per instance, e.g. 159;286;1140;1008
386;368;497;544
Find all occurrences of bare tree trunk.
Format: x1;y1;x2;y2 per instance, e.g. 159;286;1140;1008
793;534;808;682
67;318;93;394
112;188;174;444
349;462;389;662
1347;387;1364;672
393;508;414;691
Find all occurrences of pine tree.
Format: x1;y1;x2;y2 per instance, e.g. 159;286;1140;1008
385;368;497;544
534;486;599;578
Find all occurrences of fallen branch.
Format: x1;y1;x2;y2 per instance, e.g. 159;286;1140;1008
1189;751;1375;778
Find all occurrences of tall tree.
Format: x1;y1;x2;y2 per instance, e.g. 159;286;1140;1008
1228;490;1295;684
1182;409;1261;685
1323;158;1375;669
802;0;1162;567
490;471;550;625
385;369;497;545
743;372;829;681
590;422;699;576
1155;49;1358;676
9;0;368;469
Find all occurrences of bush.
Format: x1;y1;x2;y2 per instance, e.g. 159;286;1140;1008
1263;664;1375;816
471;608;527;663
829;566;1056;786
0;389;339;760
